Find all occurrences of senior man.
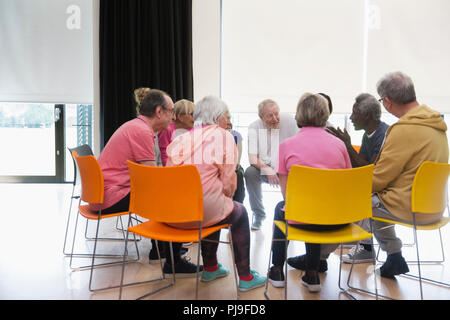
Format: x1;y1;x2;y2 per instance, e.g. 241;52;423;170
244;99;298;230
347;72;448;278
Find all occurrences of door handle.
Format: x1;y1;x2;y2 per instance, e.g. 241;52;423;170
54;108;61;122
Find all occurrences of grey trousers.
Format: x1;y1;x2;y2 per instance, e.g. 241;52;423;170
358;195;403;255
244;166;270;221
315;195;407;258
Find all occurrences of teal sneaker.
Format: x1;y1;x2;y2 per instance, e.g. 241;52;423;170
201;263;230;282
238;270;266;291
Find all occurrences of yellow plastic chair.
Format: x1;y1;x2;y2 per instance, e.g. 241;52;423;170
347;161;450;300
264;164;375;300
118;161;238;300
69;152;140;291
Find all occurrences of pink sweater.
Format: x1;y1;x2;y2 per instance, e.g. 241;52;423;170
90;116;155;211
166;125;238;228
157;122;176;166
277;127;351;224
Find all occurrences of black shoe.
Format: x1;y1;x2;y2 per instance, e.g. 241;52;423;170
163;258;203;278
268;265;285;288
287;254;328;273
378;252;409;279
149;246;189;264
301;273;321;293
149;248;166;263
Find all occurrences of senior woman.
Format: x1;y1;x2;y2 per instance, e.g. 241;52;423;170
268;93;352;293
158;99;196;166
166;95;266;292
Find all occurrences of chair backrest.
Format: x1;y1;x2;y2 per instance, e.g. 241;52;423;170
352;145;361;153
412;161;450;214
127;160;203;223
72;151;104;204
285;164;374;225
68;144;94;185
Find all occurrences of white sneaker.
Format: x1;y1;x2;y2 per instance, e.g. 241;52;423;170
342;244;375;264
251;219;262;231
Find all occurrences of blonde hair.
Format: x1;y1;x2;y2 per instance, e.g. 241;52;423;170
295;93;329;127
174;99;195;118
134;87;151;115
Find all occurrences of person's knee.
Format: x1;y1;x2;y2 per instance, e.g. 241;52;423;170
274;201;286;221
244;166;260;182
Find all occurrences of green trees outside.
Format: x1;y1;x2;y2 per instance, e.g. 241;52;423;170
0;104;53;128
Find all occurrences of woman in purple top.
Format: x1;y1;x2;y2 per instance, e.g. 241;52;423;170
268;93;351;293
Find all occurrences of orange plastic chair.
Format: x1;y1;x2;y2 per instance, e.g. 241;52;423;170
352;145;361;153
63;145;94;256
69;152;140;292
118;161;237;300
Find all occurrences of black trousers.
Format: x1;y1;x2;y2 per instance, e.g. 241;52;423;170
271;201;347;271
232;165;246;203
99;193;182;263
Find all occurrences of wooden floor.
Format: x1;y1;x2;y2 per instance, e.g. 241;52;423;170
0;183;449;301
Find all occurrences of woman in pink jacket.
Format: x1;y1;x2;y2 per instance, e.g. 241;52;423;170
166;95;266;292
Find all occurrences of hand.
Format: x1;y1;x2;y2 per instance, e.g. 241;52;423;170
261;166;280;187
267;174;280;187
326;126;351;146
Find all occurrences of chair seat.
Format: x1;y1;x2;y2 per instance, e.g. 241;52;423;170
372;216;449;231
79;205;128;220
273;221;372;244
129;220;231;243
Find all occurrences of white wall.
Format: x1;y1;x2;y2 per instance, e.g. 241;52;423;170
192;0;222;103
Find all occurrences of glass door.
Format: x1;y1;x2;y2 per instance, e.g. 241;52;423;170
0;103;64;183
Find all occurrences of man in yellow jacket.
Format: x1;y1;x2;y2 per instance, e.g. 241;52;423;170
344;71;449;279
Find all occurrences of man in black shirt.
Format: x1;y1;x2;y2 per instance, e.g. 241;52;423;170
326;93;389;264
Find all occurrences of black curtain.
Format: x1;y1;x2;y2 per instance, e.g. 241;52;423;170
99;0;193;148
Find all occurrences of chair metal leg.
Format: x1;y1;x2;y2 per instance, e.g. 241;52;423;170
263;224;276;300
63;189;79;255
195;224;202;300
346;220;392;300
376;226;444;265
118;218;173;300
284;226;288;300
347;218;449;300
84;214;141;242
413;214;423;300
88;214;140;292
338;244;357;300
69;207;140;272
226;228;240;300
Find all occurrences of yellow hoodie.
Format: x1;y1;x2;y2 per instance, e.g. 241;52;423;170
373;105;449;224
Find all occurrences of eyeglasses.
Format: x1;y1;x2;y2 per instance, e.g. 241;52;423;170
378;97;385;103
163;107;174;115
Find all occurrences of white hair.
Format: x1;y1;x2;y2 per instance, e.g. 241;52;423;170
193;95;229;127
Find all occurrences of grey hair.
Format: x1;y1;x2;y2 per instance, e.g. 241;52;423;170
295;93;329;127
376;71;416;105
193;95;229;127
258;99;279;117
354;93;381;121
